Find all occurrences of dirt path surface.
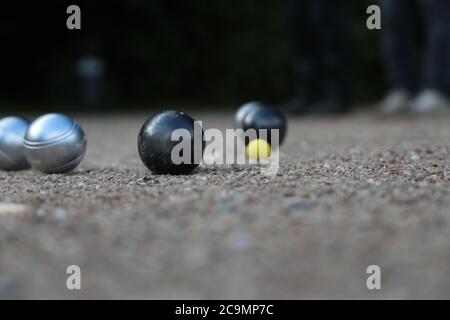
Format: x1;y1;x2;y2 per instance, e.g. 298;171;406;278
1;112;450;299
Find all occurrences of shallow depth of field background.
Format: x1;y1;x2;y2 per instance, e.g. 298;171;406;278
0;0;392;111
3;1;450;300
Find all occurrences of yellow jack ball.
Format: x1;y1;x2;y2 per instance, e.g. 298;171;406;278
246;139;271;160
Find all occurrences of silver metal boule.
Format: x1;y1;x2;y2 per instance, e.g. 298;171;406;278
24;113;87;174
0;116;31;171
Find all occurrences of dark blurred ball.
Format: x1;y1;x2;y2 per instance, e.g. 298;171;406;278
241;105;287;146
138;111;204;175
235;102;263;129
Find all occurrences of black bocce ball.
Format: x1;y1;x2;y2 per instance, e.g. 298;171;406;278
241;105;287;146
235;102;263;129
138;111;204;175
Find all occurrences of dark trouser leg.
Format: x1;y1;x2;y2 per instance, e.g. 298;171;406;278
379;0;417;93
310;0;350;112
421;0;450;92
288;0;321;106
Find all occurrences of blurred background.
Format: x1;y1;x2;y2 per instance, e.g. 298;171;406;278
0;0;396;112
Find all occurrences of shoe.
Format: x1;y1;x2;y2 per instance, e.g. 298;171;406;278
378;89;411;115
410;89;450;114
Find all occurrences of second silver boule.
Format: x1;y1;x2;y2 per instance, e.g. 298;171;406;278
24;113;87;174
0;116;31;171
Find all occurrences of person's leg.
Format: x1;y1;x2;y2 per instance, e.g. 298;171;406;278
410;0;450;113
378;0;418;114
284;0;322;113
380;0;418;93
311;0;350;113
421;0;450;92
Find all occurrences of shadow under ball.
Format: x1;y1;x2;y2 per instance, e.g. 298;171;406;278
24;113;87;174
0;116;31;171
242;106;287;146
138;111;205;175
235;101;263;129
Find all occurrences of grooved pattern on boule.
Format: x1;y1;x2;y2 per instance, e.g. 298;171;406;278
24;113;87;174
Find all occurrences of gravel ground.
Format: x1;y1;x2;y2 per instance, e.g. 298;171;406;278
1;111;450;299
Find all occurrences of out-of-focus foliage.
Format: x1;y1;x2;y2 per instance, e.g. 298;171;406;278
0;0;385;109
